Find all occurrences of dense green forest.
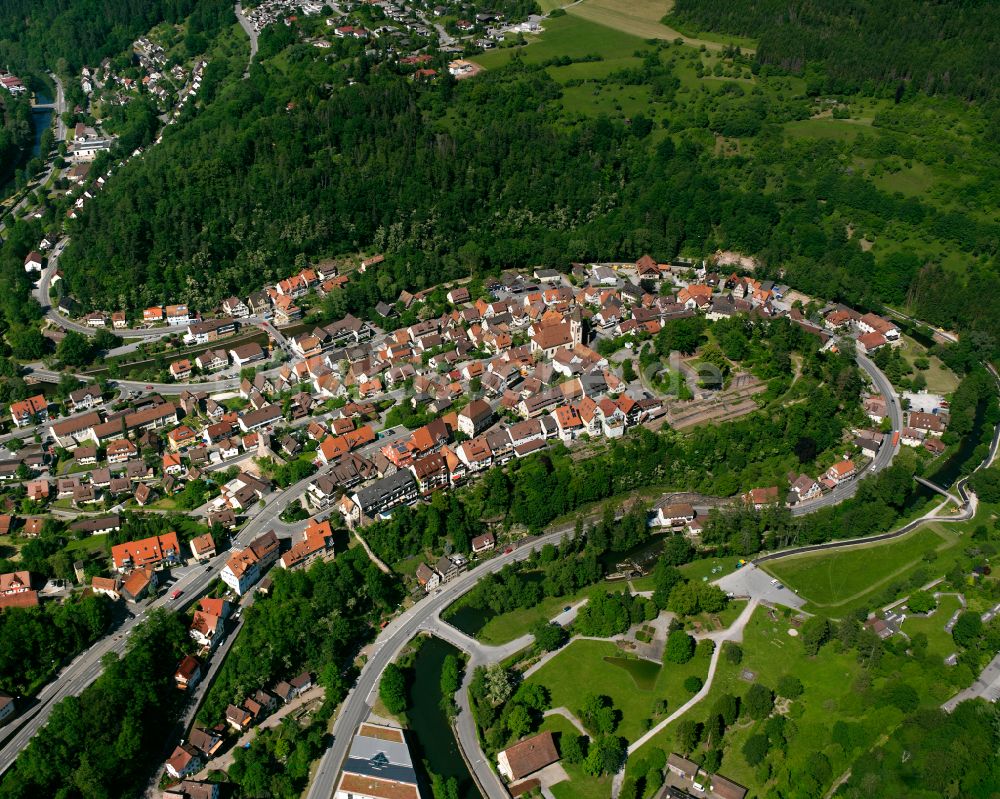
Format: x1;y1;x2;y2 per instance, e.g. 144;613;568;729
0;609;191;799
198;547;398;726
0;594;111;697
0;93;32;185
837;700;1000;798
0;0;232;76
669;0;1000;103
38;24;1000;365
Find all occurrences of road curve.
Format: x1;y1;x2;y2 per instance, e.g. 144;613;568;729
789;349;902;516
304;520;591;799
758;362;999;566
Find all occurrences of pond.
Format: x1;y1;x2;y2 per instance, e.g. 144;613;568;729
407;636;481;799
603;656;661;690
600;533;669;577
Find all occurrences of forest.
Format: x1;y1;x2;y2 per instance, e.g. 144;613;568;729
0;92;32;189
0;609;191;799
0;593;111;697
669;0;1000;102
32;27;997;369
198;547;399;726
838;700;1000;798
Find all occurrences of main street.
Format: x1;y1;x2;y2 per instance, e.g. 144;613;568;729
0;414;414;774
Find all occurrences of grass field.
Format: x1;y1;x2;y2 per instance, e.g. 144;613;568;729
472;14;648;70
525;638;709;742
897;334;960;394
761;524;963;614
629;607;904;793
900;593;961;660
538;714;611;799
566;0;753;52
784;117;873;142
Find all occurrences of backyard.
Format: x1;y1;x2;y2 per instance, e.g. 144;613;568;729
537;713;611;799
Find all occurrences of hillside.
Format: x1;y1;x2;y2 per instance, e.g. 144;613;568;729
669;0;1000;101
0;1;998;367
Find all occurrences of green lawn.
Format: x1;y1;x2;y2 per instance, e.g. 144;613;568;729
63;535;110;556
525;638;709;743
472;14;647;70
760;525;959;612
447;580;630;645
900;593;961;660
896;334;960;394
630;607;904;794
538;714;611;799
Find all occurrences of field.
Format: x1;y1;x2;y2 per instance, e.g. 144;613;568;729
524;638;709;742
629;607;904;793
566;0;754;52
784;117;873;142
760;525;963;614
897;335;960;394
472;14;647;71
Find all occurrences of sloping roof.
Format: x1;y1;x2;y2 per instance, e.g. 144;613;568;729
501;731;559;780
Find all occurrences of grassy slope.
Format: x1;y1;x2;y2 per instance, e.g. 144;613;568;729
760;524;963;613
448;579;631;645
899;593;962;660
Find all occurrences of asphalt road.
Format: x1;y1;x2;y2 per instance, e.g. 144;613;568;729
0;458;338;775
234;3;259;77
789;349;902;516
303;519;593;799
36;241;184;341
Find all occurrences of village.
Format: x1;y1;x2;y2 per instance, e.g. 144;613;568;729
0;242;961;799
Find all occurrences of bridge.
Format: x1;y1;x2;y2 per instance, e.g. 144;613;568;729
914;475;963;506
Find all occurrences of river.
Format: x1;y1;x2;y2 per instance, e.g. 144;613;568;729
406;636;480;799
30;90;53;158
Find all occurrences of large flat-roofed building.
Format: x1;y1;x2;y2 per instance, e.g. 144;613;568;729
334;722;422;799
